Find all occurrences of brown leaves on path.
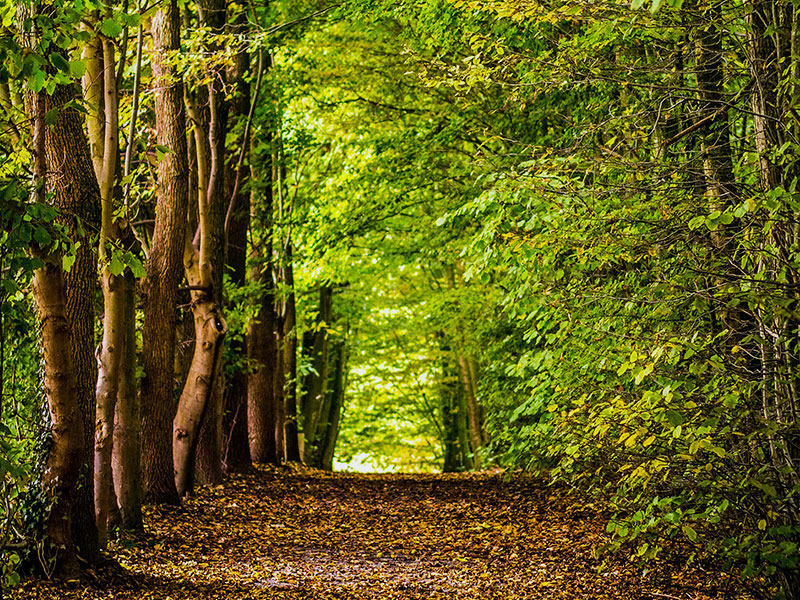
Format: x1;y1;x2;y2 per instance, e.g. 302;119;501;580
11;467;750;599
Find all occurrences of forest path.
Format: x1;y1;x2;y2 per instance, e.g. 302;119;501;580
15;467;742;599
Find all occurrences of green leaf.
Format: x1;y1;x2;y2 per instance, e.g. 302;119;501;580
45;107;59;126
50;51;70;74
33;226;52;246
5;570;20;587
124;251;146;278
101;18;124;38
28;69;46;93
682;524;698;542
62;253;76;272
109;253;125;276
649;0;664;12
70;59;86;78
630;0;645;9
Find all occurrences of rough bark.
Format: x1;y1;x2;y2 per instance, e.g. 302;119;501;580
38;83;102;563
246;147;281;465
18;0;101;561
25;85;84;578
247;274;280;465
141;0;187;505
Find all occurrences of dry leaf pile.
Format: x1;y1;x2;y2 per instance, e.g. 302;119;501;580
10;467;752;599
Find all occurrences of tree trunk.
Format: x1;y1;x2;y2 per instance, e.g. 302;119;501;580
301;285;333;466
172;263;227;495
222;9;253;472
25;85;84;578
93;33;124;548
320;339;347;471
31;250;84;577
141;0;187;505
746;4;800;595
19;0;102;560
281;243;301;463
247;277;281;465
174;38;229;494
112;268;142;530
438;334;463;473
183;0;229;488
455;378;473;471
38;82;102;564
457;353;483;468
693;0;737;212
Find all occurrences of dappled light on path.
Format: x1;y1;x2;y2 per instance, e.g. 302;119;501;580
13;467;749;599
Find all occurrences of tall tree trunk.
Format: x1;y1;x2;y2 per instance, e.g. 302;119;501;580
281;240;301;462
141;0;187;505
277;132;301;462
693;0;737;213
40;83;102;564
455;377;473;471
112;268;142;529
93;33;124;548
222;20;253;470
25;84;83;579
113;19;145;531
746;3;800;596
183;0;230;489
437;334;462;473
301;285;333;466
246;155;281;465
174;34;229;493
247;270;281;464
19;0;102;560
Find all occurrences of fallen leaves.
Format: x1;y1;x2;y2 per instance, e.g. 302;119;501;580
10;467;752;599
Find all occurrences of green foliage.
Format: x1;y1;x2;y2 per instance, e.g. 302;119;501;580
270;0;800;594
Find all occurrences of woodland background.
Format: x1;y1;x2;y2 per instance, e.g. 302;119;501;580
0;0;799;598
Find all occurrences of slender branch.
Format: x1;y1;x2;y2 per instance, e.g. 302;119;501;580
661;106;727;149
224;47;267;240
263;4;340;35
123;19;144;209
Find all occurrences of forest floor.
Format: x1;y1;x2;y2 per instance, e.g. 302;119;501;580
11;466;755;599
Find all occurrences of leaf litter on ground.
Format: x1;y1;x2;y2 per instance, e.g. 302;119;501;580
10;466;756;599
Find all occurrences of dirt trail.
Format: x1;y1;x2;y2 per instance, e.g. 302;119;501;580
12;467;747;599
